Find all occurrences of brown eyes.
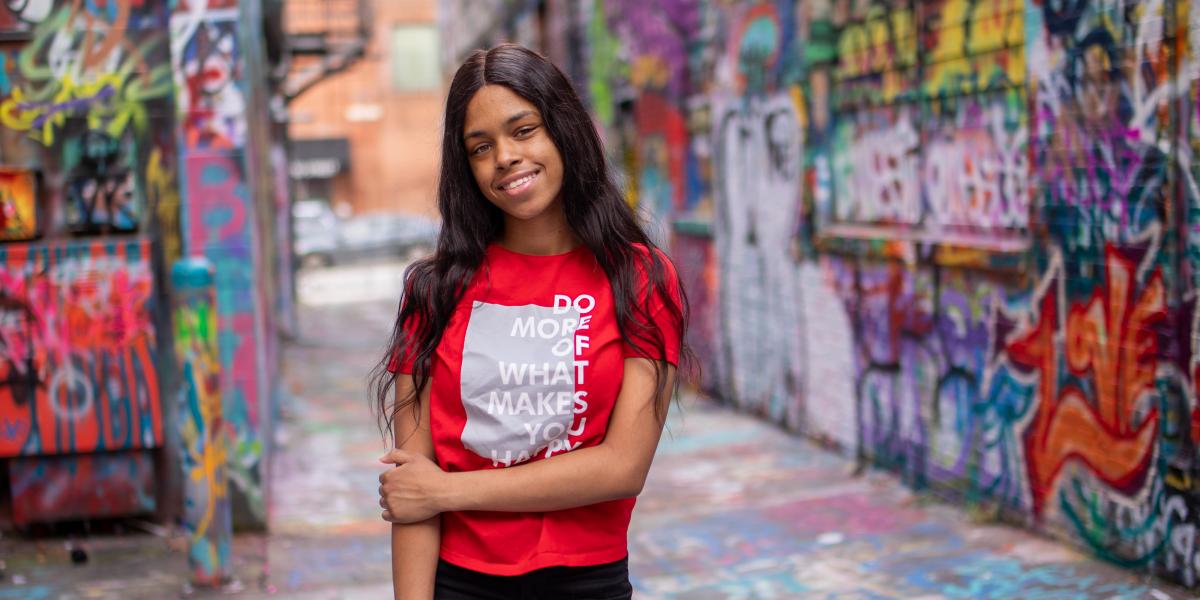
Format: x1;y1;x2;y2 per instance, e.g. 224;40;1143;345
467;126;538;156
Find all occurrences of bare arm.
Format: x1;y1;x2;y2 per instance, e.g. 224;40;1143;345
386;375;440;600
381;358;674;517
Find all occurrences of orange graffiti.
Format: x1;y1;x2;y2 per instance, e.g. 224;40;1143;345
1005;245;1162;517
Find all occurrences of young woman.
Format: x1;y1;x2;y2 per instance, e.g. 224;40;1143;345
371;44;690;600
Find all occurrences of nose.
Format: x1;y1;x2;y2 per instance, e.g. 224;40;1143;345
493;139;521;170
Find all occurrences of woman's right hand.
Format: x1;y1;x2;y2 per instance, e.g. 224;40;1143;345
379;448;449;523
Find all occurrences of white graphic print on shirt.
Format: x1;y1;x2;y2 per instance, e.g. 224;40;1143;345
459;295;594;467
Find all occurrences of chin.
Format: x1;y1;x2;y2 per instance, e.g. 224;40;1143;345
493;196;557;222
502;205;552;221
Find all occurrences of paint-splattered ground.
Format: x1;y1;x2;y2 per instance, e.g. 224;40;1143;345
0;261;1193;599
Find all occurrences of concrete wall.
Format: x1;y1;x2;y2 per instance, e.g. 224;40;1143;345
445;0;1200;589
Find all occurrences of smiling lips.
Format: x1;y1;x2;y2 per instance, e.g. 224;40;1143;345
497;170;539;195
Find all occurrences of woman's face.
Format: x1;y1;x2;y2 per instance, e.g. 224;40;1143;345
463;85;565;222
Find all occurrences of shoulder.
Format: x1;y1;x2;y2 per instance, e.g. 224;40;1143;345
399;258;443;313
628;243;678;280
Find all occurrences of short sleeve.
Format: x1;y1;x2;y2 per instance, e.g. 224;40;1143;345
386;298;424;374
622;246;682;365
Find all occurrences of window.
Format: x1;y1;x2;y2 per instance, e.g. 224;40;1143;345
390;25;440;91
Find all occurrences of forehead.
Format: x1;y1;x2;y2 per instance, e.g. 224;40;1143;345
464;85;540;131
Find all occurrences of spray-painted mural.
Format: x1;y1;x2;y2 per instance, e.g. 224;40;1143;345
172;257;233;584
170;0;281;528
0;0;288;528
547;0;1200;589
0;167;38;240
0;239;161;458
0;0;175;524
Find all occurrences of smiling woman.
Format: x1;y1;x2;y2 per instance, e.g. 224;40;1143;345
368;43;692;600
463;86;567;241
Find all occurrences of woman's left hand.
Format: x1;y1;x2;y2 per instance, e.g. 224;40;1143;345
377;449;448;524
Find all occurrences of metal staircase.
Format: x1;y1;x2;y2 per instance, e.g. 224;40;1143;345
279;0;372;102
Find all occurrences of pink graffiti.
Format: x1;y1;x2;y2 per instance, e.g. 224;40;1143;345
184;154;249;248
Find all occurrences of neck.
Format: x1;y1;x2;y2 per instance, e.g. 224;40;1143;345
499;202;580;255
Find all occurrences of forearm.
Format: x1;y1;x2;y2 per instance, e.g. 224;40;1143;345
389;375;440;599
391;517;440;600
437;359;673;514
443;443;643;513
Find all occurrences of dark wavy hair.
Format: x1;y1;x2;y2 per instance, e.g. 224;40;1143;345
370;43;692;445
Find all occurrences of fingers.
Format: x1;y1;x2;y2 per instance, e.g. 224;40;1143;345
378;448;413;465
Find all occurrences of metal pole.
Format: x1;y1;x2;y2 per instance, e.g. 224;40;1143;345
171;257;233;586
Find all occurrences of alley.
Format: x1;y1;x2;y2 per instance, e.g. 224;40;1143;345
4;258;1189;599
2;0;1199;596
263;261;1200;598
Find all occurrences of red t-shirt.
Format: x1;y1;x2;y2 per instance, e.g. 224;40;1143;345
389;242;681;575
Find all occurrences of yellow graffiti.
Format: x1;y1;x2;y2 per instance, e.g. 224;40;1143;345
630;55;671;92
175;302;227;544
1;4;171;146
184;363;227;545
836;7;917;103
147;150;182;266
789;84;808;132
1;60;169;146
924;0;1025;95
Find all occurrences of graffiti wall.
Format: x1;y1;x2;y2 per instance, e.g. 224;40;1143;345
170;0;278;528
9;451;156;523
540;0;1200;589
0;0;175;524
0;0;288;527
0;238;161;459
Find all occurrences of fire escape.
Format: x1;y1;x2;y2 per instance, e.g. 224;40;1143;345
277;0;372;103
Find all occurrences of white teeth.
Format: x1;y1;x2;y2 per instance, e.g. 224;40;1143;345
502;173;536;190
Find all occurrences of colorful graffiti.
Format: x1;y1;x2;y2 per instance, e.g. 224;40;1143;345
174;11;246;150
178;151;266;526
0;238;162;458
1002;245;1164;518
170;2;273;528
0;0;172;146
0;0;289;530
0;167;38;241
9;451;155;524
0;0;178;526
565;0;1200;589
64;130;140;233
172;257;233;585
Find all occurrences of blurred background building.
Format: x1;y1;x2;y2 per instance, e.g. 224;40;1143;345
288;0;441;218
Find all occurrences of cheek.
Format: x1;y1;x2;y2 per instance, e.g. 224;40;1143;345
469;163;493;195
541;144;565;185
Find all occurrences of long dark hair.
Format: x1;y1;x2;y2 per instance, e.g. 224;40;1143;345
370;43;692;445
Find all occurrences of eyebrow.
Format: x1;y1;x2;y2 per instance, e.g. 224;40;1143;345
464;110;538;140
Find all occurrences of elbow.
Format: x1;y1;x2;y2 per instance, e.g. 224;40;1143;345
614;465;649;499
616;479;643;500
598;445;652;499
